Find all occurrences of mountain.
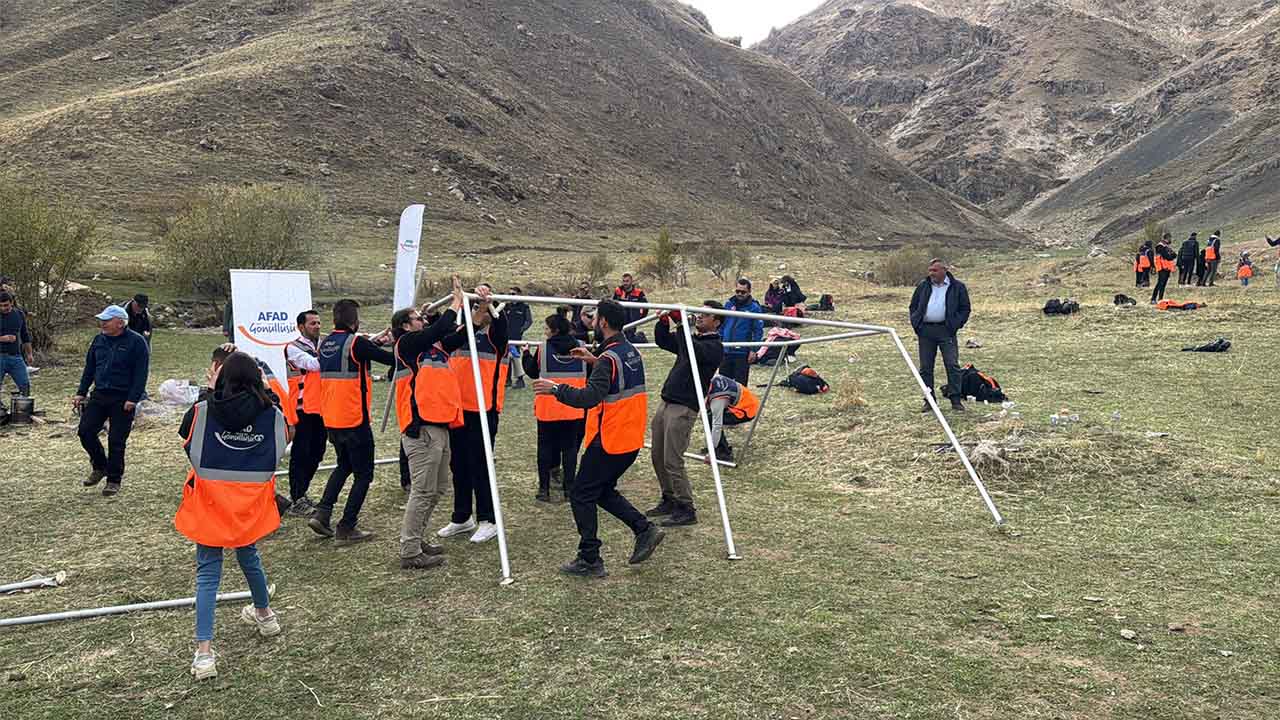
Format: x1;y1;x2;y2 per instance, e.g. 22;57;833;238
0;0;1022;246
759;0;1280;243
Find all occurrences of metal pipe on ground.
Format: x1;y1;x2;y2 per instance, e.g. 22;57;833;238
0;571;67;594
0;585;275;628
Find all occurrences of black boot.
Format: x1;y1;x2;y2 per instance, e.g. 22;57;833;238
535;478;552;503
661;504;698;527
645;497;676;517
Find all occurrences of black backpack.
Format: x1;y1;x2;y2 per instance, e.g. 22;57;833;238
1113;294;1138;306
781;365;829;395
943;364;1007;403
1043;298;1080;315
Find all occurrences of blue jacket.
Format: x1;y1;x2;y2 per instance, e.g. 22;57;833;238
77;329;150;402
719;296;764;357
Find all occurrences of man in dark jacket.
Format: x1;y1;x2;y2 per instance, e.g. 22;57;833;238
74;305;150;496
1177;232;1199;286
1151;233;1177;303
719;278;764;385
0;291;33;398
503;287;533;390
908;259;971;412
647;301;724;527
123;293;152;344
612;273;649;342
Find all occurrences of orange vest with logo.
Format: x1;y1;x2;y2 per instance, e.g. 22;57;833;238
395;339;465;431
319;330;371;429
708;375;759;422
582;337;647;454
534;340;588;422
450;328;508;413
285;338;321;424
174;401;285;548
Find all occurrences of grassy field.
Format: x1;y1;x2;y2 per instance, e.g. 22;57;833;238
2;237;1279;719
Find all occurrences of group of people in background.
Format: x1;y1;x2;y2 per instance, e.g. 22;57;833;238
1134;229;1268;302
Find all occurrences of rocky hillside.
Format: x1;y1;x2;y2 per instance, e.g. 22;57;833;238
0;0;1021;247
759;0;1280;243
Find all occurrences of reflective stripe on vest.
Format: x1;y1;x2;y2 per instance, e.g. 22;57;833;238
450;330;508;413
286;338;321;420
173;401;284;547
583;340;647;454
319;331;370;429
534;341;587;422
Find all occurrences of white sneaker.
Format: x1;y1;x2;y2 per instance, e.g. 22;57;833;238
469;521;498;543
437;517;477;538
239;604;281;637
191;650;217;680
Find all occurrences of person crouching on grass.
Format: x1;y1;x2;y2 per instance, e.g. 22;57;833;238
174;351;290;680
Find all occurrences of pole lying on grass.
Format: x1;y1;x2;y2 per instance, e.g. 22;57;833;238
0;586;274;629
0;571;67;594
461;299;515;586
886;329;1004;525
280;457;398;477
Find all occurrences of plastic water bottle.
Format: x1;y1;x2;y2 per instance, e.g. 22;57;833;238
1111;411;1122;422
1050;414;1060;426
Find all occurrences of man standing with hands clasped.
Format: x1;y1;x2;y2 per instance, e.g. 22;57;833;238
74;305;150;496
908;259;971;413
533;299;664;578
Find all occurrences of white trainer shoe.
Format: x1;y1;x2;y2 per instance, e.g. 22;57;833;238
469;521;498;543
239;604;281;637
437;517;477;538
191;650;217;680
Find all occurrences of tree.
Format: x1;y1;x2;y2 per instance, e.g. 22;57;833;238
0;179;96;349
585;252;615;286
159;184;328;298
638;228;680;285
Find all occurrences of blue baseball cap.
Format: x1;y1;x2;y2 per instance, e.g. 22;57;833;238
95;305;128;321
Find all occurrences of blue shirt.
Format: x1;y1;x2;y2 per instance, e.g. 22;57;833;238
923;277;950;323
77;330;150;402
0;307;30;356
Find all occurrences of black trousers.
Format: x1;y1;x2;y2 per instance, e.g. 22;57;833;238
1205;259;1220;286
916;323;961;399
1177;264;1194;285
571;442;649;563
77;391;135;482
317;424;376;530
1135;270;1150;287
719;355;750;385
450;410;499;523
537;418;584;492
287;411;327;502
1151;271;1171;303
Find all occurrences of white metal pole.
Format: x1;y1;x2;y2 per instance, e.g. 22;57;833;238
461;300;514;585
378;348;401;434
887;329;1005;525
0;571;66;594
0;586;273;628
676;308;741;560
734;356;787;467
720;330;883;348
643;442;736;468
281;457;398;477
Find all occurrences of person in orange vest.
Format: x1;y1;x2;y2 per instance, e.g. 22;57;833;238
1204;231;1223;286
532;299;665;578
283;309;324;516
390;278;468;571
705;374;760;463
1134;240;1153;287
175;351;290;681
308;299;395;544
612;272;650;342
1150;232;1177;304
1237;251;1255;286
521;311;588;502
438;284;509;544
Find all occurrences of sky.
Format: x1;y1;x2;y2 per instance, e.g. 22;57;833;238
683;0;828;46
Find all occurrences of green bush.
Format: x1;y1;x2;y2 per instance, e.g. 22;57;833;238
638;228;679;285
1141;219;1166;248
876;247;934;287
693;240;752;282
0;179;96;349
585;252;615;286
159;185;328;298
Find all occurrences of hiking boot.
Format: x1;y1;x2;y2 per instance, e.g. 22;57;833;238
335;526;374;544
420;541;445;556
239;605;281;637
286;497;316;518
535;490;552;503
950;398;966;412
644;498;676;517
82;469;106;487
102;481;121;497
400;552;445;570
190;650;217;681
437;518;477;538
629;525;665;565
660;506;698;527
308;514;334;538
559;557;607;578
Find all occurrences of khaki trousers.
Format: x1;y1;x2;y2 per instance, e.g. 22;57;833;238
399;425;451;558
650;400;698;508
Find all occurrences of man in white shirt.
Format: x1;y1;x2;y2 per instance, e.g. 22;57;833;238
907;259;971;412
284;310;326;515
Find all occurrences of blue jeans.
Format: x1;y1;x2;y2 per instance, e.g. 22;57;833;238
194;544;270;642
0;355;29;395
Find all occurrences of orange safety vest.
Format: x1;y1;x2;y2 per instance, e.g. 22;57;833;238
1134;253;1151;272
1238;264;1254;279
450;327;508;413
1154;252;1176;274
318;330;371;429
255;359;290;422
394;338;464;432
174;401;285;548
582;337;647;454
533;340;588;422
708;375;759;422
1205;242;1218;261
285;338;321;424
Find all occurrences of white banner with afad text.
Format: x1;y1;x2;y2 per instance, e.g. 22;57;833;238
393;204;424;312
230;270;313;383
